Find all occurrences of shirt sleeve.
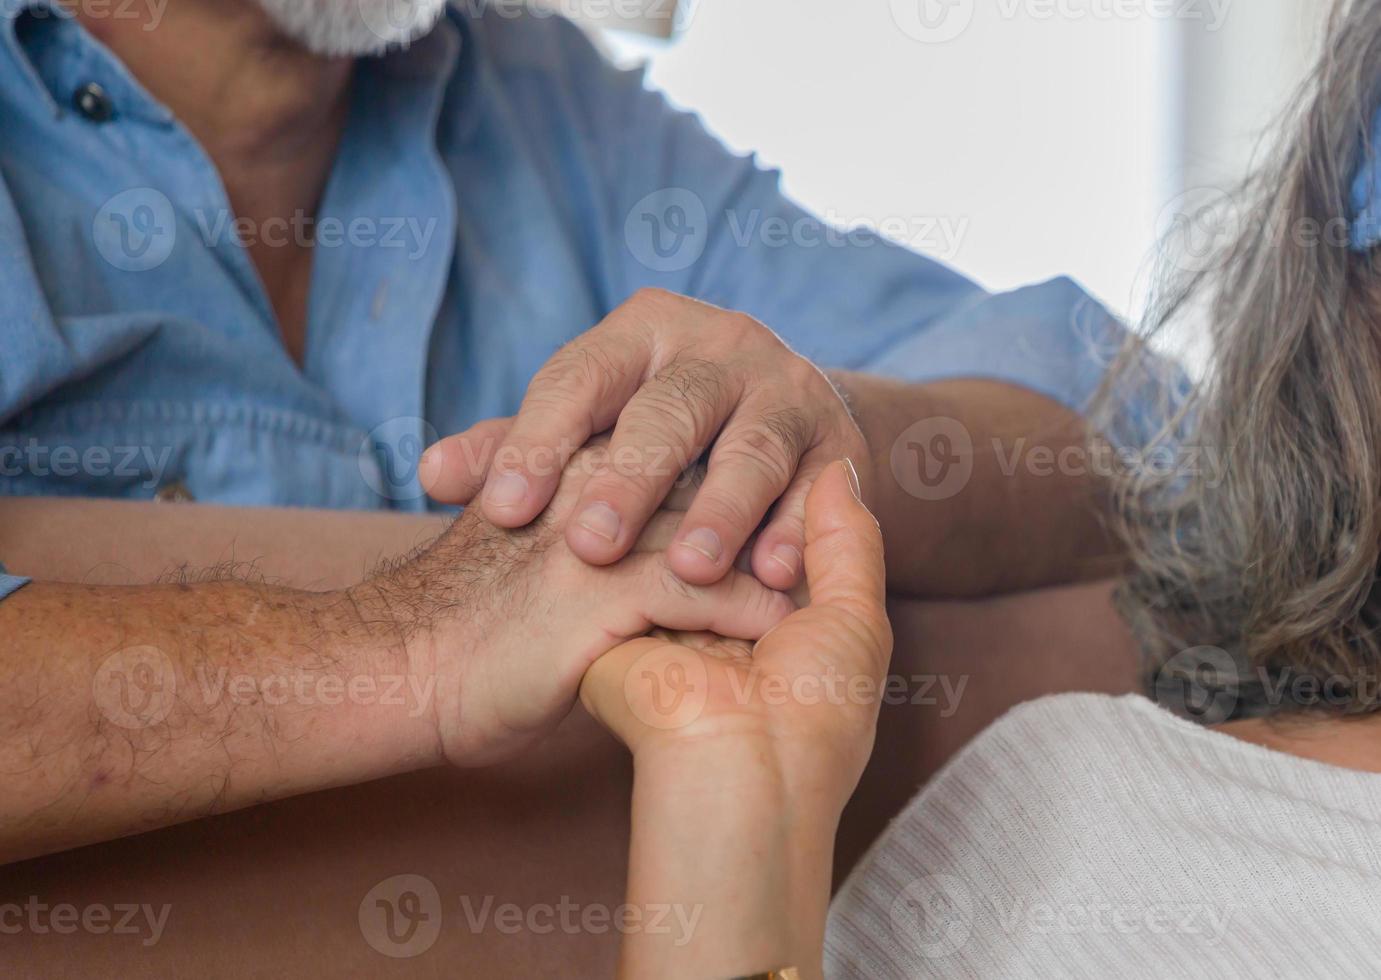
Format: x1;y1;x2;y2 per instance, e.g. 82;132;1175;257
557;19;1132;419
0;563;29;601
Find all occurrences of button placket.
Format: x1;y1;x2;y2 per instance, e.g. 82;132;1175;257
72;79;113;122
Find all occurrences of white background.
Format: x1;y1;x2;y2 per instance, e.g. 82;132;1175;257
593;0;1325;323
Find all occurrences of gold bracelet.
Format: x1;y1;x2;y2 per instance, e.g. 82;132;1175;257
732;970;801;980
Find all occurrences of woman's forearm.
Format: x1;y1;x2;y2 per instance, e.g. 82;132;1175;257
621;738;837;980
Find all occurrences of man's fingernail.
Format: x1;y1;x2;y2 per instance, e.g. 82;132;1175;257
767;543;802;577
679;527;723;564
417;446;443;489
843;458;862;502
487;471;529;509
577;502;622;542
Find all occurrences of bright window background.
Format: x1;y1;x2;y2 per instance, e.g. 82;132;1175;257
591;0;1325;325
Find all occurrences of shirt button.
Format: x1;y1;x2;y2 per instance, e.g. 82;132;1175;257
73;82;115;123
154;481;195;504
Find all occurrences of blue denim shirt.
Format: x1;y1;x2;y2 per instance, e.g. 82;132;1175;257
0;0;1129;601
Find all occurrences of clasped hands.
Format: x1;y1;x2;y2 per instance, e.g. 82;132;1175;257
370;288;892;786
348;289;894;976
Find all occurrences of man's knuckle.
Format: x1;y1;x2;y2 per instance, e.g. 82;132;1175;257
528;357;585;401
716;311;764;343
630;285;675;307
762;406;815;458
695;488;756;530
597;464;663;505
650;356;729;423
632;387;702;446
531;345;618;401
713;444;791;494
714;416;808;488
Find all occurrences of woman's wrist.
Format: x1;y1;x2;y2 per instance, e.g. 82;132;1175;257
621;736;841;980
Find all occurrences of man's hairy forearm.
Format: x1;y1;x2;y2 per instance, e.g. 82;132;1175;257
0;496;448;590
837;374;1122;598
0;498;453;863
0;570;443;865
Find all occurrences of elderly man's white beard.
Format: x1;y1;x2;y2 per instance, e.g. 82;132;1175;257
254;0;450;57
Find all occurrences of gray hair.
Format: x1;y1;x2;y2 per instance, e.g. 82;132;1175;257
1105;0;1381;716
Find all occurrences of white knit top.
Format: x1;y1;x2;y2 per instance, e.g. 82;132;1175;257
825;693;1381;979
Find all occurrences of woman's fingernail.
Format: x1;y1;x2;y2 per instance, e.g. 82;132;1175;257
577;502;622;542
843;458;862;502
487;471;529;509
768;543;802;577
679;527;724;563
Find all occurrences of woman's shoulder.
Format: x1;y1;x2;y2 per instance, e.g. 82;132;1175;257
925;691;1381;822
826;693;1381;977
923;692;1180;799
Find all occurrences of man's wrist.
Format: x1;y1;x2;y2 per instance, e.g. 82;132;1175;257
339;516;494;767
246;583;448;776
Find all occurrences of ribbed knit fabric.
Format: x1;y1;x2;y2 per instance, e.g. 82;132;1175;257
825;693;1381;978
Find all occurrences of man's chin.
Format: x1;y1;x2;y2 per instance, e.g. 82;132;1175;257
253;0;451;57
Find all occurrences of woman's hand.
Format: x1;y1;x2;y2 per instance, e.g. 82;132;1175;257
580;459;892;979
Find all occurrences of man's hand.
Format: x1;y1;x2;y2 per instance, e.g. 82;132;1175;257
0;445;789;863
363;441;795;767
425;289;868;591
